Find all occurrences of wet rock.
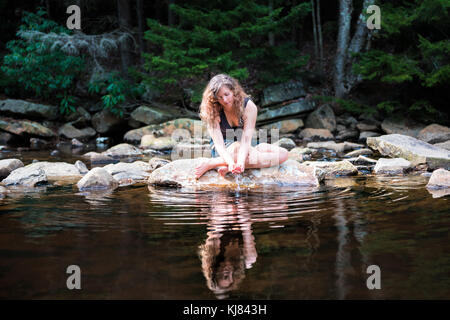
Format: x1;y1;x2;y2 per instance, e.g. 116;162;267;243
288;147;312;162
149;157;171;171
75;160;89;174
71;138;84;148
307;141;364;153
124;118;207;144
347;155;377;166
272;137;296;150
0;117;56;138
0;185;8;198
77;167;118;191
103;143;143;158
103;161;152;185
434;140;450;151
2;167;47;187
0;159;24;179
148;159;324;188
58;122;96;140
50;150;59;157
367;134;450;170
257;99;315;123
171;143;212;160
299;128;334;141
356;122;379;132
335;129;359;141
260;80;307;107
24;161;81;179
344;148;373;157
302;160;358;178
373;158;412;175
130;105;173;125
0;99;58;120
426;168;450;189
358;131;380;143
92;109;125;134
82;152;116;164
417;124;450;144
381;117;425;138
259;119;304;134
305;104;336;132
29;138;48;150
140;134;176;150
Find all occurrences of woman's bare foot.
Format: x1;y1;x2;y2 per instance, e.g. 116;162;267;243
194;159;215;179
217;166;229;178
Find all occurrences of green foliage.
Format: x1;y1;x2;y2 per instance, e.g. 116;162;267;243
142;0;310;98
1;8;85;114
88;72;145;117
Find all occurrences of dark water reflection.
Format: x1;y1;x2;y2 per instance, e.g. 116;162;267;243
0;173;449;299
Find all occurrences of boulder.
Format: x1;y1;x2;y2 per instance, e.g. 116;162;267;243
0;132;13;145
103;161;152;185
307;141;364;153
426;168;450;189
373;158;412;175
358;131;380;143
302;160;358;178
82;152;116;164
257;99;315;123
103;143;143;158
58;122;96;140
171;143;212;160
347;155;378;166
381;117;425;138
2;167;47;187
305;104;336;132
148;157;171;171
260;80;307;107
0;159;24;179
259;119;304;134
299;128;334;141
272;137;296;150
76;167;118;191
130;105;173;125
0;99;58;120
30;138;49;150
434;140;450;151
367;134;450;170
417;124;450;144
148;159;325;189
140;134;176;150
356;122;379;132
335;129;359;141
92;109;125;134
0;117;56;138
344;148;373;157
12;161;82;180
75;160;89;174
288;147;312;162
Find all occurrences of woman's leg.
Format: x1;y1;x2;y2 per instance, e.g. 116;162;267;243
195;142;240;179
246;143;289;168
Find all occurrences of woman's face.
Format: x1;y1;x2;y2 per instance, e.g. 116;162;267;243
216;85;234;108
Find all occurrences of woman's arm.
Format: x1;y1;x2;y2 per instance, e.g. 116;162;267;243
236;100;258;169
208;119;235;167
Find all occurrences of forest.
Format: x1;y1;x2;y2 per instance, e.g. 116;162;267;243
0;0;449;126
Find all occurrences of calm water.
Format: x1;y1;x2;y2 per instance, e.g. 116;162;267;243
0;150;449;299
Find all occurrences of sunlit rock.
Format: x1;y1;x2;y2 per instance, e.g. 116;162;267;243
0;159;24;179
148;159;324;188
77;167;118;191
302;160;358;178
373;158;412;175
2;166;47;187
103;161;152;186
426;168;450;198
0;117;56;138
140;134;176;150
299;128;334;141
58;122;96;140
103;143;143;158
344;148;373;157
367;134;450;170
148;157;171;171
417;124;450;144
434;140;450;151
272;137;296;150
0;99;58;120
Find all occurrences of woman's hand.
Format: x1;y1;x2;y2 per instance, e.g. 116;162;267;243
232;160;245;174
226;159;236;173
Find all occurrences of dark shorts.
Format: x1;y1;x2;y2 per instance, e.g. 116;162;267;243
210;139;258;158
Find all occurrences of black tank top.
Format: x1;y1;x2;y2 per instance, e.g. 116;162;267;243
219;97;251;140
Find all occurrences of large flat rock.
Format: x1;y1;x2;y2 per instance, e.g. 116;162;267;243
367;134;450;170
0;99;58;120
148;159;324;189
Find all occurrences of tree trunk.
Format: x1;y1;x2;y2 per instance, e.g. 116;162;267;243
334;0;353;98
317;0;324;70
311;0;319;61
136;0;145;64
268;0;275;46
117;0;133;78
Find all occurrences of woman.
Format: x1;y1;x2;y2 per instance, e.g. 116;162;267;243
194;74;289;179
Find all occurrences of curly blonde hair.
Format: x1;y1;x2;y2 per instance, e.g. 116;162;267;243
199;74;249;128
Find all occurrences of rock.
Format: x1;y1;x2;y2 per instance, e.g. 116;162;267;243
50;150;59;157
20;161;81;179
299;128;334;141
417;124;450;144
171;143;212;160
149;157;171;171
367;134;450;170
307;141;364;153
272;137;296;150
356;122;379;132
381;117;425;138
0;132;13;145
347;155;378;166
0;185;8;198
344;148;373;157
426;168;450;189
337;115;358;128
71;138;84;147
434;140;450;151
82;152;116;164
91;109;125;134
260;80;307;107
0;99;58;120
0;159;24;179
2;167;47;187
257;99;315;123
58;122;96;140
259;119;304;134
29;138;48;150
103;143;143;158
336;129;359;141
336;124;346;132
77;167;118;191
288;147;312;162
373;158;412;175
0;117;56;138
103;161;152;185
130;105;173;125
128;118;142;129
302;160;358;178
75;160;89;174
305;104;336;132
358;131;380;143
96;137;110;148
140;134;176;150
124;118;207;144
148;158;324;188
